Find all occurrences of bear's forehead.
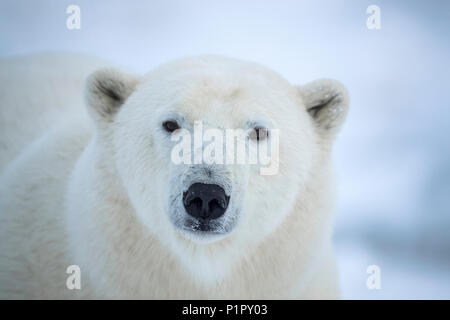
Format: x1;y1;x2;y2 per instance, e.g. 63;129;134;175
147;55;292;96
168;77;278;126
139;57;298;126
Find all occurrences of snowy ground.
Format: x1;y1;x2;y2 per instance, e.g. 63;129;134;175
1;0;449;299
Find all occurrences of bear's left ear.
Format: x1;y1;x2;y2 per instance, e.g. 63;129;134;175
298;79;349;139
85;68;141;123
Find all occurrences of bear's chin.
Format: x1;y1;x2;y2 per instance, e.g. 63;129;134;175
176;227;231;244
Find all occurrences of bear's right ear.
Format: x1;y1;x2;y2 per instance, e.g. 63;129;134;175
298;79;349;140
85;68;141;123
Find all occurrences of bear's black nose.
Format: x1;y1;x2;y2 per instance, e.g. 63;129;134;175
183;183;230;220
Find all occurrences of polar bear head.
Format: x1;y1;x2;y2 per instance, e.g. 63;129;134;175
85;56;348;282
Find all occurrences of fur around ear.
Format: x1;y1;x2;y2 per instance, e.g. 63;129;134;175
298;79;349;138
85;68;141;123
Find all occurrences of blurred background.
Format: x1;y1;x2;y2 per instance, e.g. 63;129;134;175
0;0;449;299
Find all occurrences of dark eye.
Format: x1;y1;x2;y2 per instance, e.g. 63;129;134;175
249;127;269;141
162;120;180;133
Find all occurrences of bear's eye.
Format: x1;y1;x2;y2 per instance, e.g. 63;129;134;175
249;127;269;142
162;120;180;133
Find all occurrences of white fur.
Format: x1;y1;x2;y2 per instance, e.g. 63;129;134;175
0;53;348;299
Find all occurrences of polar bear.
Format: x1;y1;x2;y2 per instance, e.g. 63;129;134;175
0;53;348;299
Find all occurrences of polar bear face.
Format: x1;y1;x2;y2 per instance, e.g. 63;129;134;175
85;56;348;256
